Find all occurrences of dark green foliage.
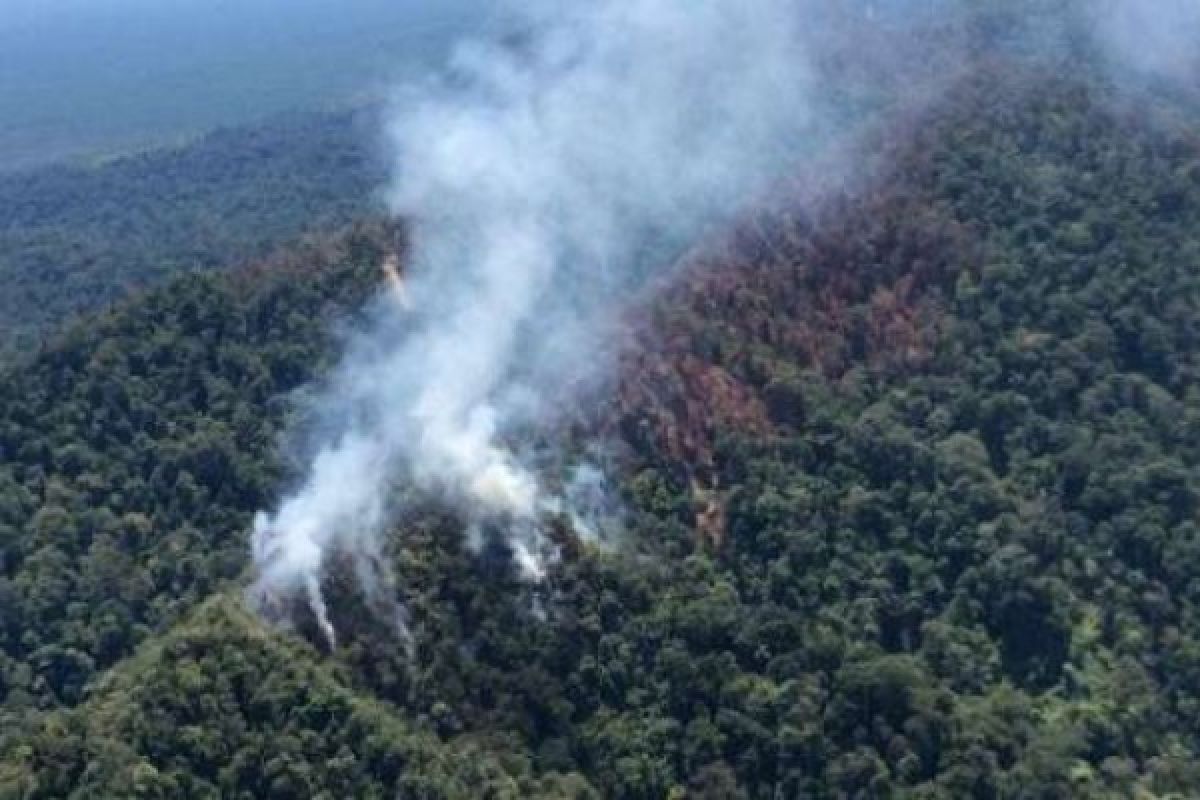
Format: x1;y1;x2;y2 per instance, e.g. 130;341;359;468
0;221;391;719
0;596;594;799
4;64;1200;799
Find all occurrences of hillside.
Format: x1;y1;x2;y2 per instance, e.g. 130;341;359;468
3;64;1200;799
0;594;593;798
0;109;384;364
0;220;392;716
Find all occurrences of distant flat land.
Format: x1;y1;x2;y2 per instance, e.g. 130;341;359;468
0;0;499;172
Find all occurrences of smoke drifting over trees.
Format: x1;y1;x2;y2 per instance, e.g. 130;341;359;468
9;1;1200;796
249;0;1200;646
250;0;824;642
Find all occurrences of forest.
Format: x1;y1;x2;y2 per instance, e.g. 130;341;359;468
2;22;1200;800
0;108;383;364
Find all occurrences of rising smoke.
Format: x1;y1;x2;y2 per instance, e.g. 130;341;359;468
250;0;823;646
249;0;1200;649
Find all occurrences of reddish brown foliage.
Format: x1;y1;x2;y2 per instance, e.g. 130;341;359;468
230;217;408;298
610;176;977;501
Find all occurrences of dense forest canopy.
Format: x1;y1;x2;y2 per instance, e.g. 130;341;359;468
2;0;1200;794
1;60;1199;798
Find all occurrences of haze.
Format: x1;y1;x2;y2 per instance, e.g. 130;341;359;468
0;0;501;171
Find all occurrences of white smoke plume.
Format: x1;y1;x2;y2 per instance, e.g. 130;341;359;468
1092;0;1200;83
251;0;1195;648
249;0;824;644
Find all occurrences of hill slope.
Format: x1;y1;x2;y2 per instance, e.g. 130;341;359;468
0;594;594;799
3;66;1200;798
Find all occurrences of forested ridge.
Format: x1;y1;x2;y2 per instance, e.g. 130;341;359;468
0;109;383;364
3;63;1200;799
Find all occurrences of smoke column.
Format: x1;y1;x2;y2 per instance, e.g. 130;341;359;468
250;0;822;644
248;0;1200;647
